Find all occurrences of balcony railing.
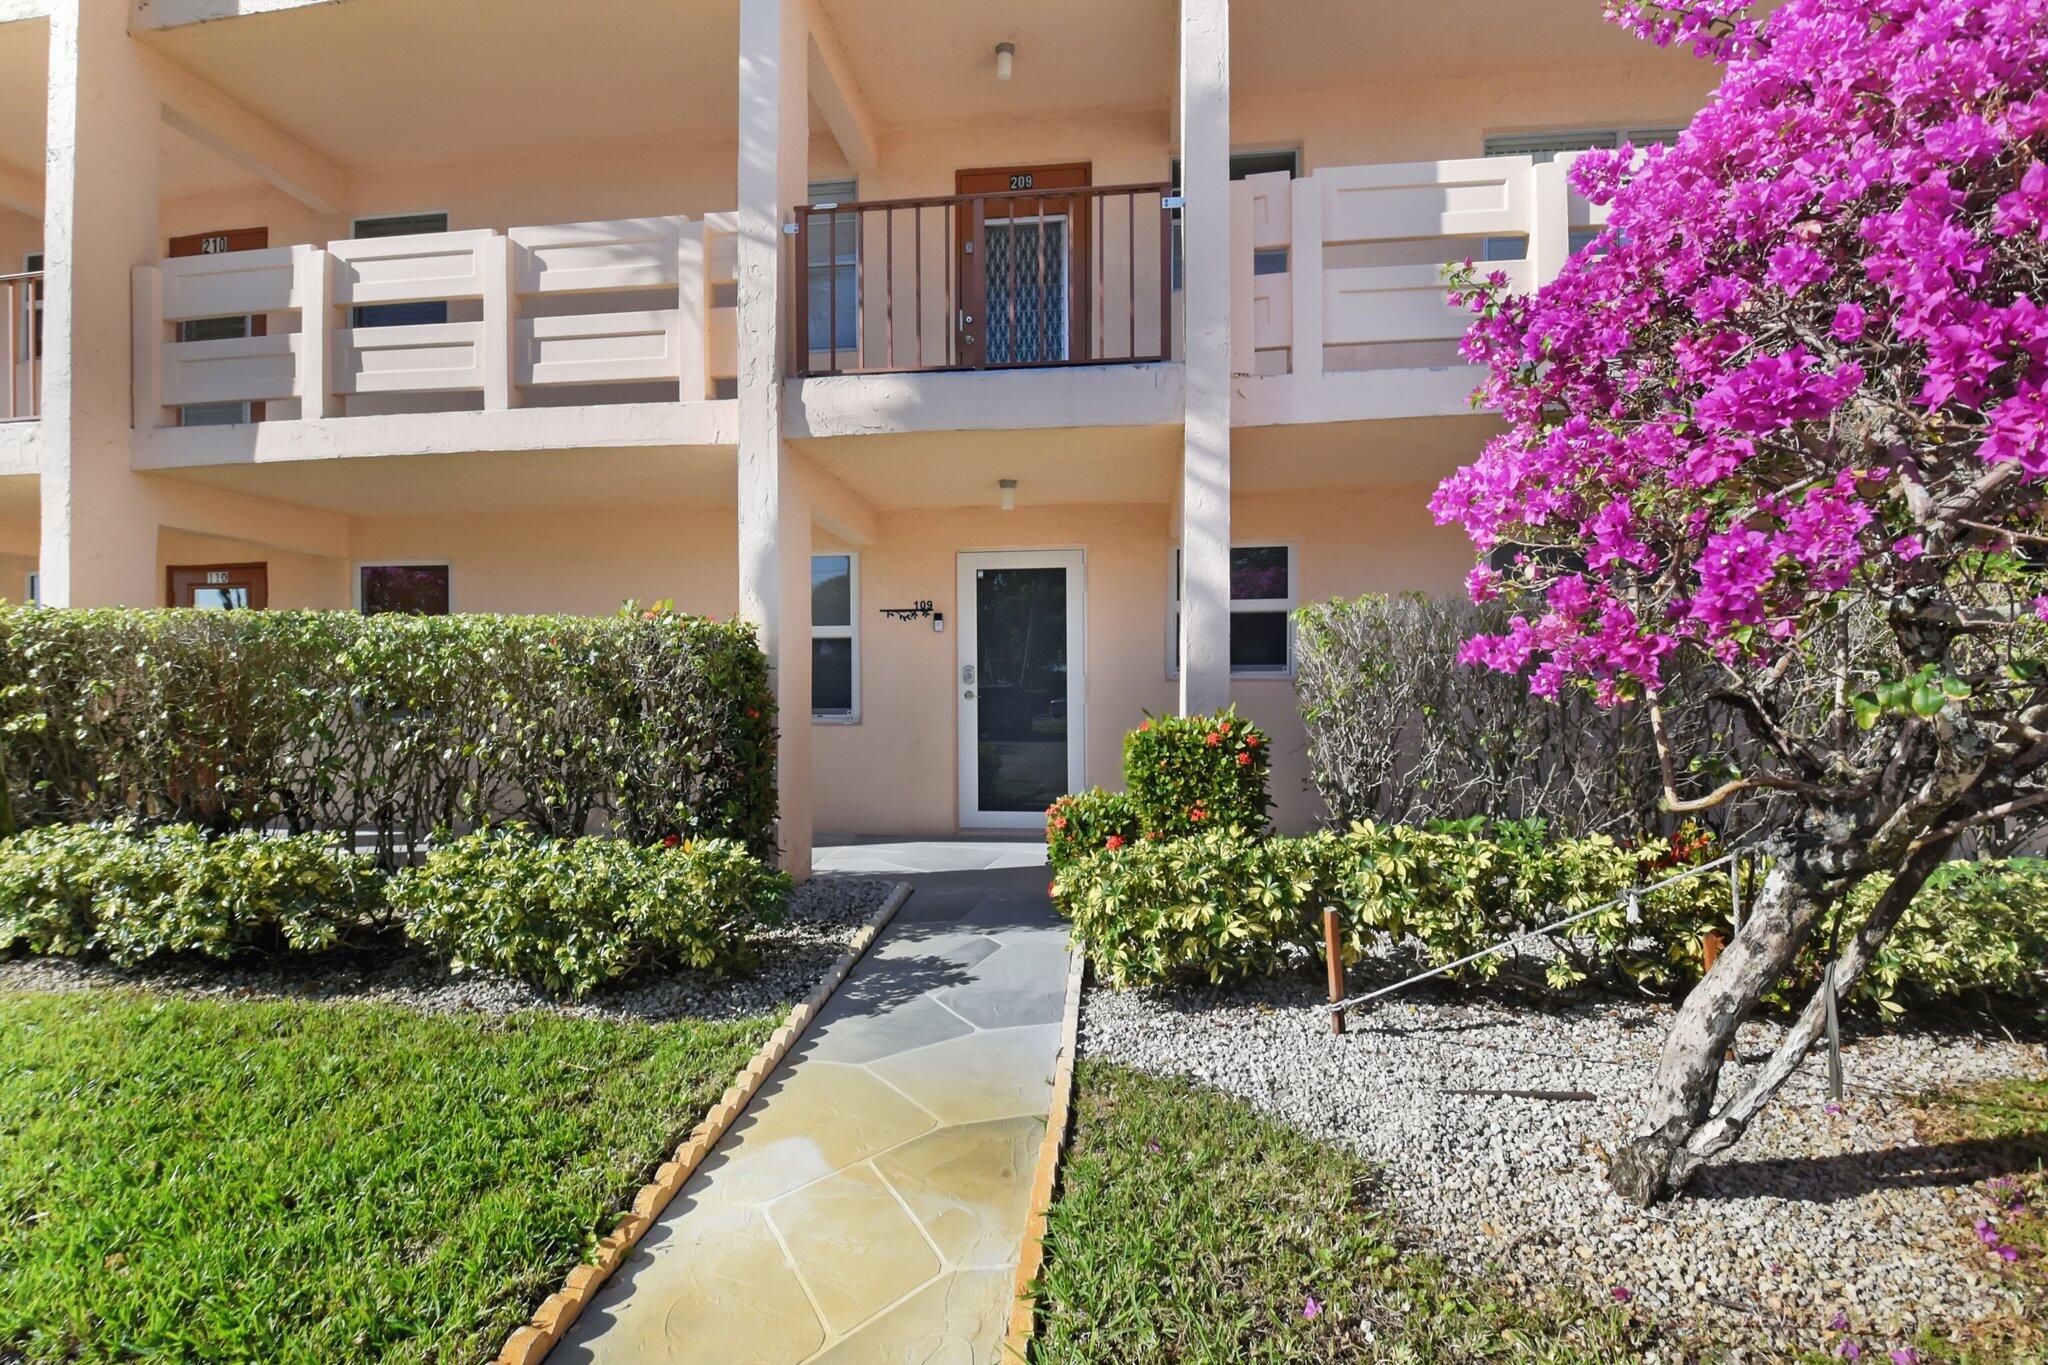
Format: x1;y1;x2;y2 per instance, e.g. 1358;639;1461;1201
133;215;738;428
3;270;39;422
791;183;1176;377
1231;152;1606;381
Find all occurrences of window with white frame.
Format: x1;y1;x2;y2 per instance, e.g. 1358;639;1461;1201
811;553;859;720
357;563;451;615
1169;544;1297;677
806;180;859;354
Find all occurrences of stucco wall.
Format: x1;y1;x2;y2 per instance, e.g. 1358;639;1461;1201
0;550;33;600
346;505;738;617
1235;65;1717;171
156;528;348;608
809;483;1470;838
0;205;38;272
159;139;742;250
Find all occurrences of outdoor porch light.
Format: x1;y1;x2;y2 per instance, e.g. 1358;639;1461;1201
999;478;1018;510
995;41;1015;82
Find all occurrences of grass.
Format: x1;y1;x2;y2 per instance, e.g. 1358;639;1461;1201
0;988;773;1363
1030;1059;1656;1363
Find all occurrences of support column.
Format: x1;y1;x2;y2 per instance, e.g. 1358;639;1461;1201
736;0;814;877
40;0;165;607
1177;0;1232;715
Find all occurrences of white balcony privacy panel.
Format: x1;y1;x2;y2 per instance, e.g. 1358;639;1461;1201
140;213;737;424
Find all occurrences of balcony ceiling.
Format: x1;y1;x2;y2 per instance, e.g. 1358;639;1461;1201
141;0;741;172
1234;0;1705;93
814;0;1175;130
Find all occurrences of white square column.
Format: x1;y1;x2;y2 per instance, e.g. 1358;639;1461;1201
1177;0;1232;715
38;0;165;607
736;0;814;877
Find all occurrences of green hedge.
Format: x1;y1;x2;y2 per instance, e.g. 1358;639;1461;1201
0;605;776;861
0;822;792;997
0;823;382;965
1047;708;1271;871
1054;823;2048;1013
392;828;790;998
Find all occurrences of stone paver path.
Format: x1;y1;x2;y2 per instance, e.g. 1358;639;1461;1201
558;846;1068;1365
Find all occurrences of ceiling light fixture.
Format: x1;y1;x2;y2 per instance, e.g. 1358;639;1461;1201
995;41;1016;82
999;478;1018;510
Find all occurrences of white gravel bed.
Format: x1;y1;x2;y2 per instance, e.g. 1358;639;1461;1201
0;875;899;1024
1082;972;2046;1352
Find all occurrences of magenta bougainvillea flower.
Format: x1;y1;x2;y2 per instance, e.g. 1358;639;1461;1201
1431;0;2048;705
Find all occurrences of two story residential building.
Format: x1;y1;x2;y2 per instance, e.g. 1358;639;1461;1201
0;0;1717;871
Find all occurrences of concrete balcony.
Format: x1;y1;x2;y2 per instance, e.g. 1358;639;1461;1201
1229;152;1608;426
131;215;741;471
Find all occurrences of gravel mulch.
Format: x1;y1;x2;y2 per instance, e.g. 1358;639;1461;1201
0;875;901;1024
1082;971;2047;1353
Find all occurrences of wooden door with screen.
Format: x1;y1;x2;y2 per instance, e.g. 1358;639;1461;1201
954;164;1091;367
167;227;270;425
168;562;269;610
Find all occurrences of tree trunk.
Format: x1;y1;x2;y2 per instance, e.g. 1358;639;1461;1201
1608;853;1833;1206
1608;841;1952;1205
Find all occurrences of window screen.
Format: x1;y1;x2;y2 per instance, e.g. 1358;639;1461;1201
351;214;452;328
806;181;859;354
359;564;452;615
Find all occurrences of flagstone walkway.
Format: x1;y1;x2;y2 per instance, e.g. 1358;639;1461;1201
556;844;1069;1365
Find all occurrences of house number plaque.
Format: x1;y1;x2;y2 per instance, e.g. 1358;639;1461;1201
880;600;935;622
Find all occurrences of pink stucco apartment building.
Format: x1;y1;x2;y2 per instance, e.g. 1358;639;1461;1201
0;0;1717;870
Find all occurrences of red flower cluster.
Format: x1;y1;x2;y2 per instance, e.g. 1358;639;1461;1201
1104;834;1126;850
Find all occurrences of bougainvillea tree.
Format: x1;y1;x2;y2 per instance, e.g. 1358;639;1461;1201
1433;0;2048;1203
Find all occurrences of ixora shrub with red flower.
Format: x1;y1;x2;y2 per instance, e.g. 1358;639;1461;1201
1433;0;2048;1203
1122;709;1274;837
1044;790;1140;871
1043;710;1273;870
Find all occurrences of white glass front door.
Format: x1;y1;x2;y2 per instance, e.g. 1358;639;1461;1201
956;550;1085;828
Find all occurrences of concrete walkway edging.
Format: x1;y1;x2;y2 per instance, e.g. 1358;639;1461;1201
497;880;915;1365
1002;939;1088;1361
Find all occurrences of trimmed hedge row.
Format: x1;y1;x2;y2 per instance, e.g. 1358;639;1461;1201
0;606;777;862
397;827;788;997
0;823;383;965
0;824;789;998
1053;823;2048;1013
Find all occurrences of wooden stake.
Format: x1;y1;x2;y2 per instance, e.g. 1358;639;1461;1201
1701;931;1724;973
1323;906;1345;1035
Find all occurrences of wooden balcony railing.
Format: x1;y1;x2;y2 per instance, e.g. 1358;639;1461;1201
3;270;40;422
791;183;1177;377
133;215;738;428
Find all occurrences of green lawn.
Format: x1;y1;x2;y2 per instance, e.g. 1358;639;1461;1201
0;989;772;1363
1029;1060;1653;1363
